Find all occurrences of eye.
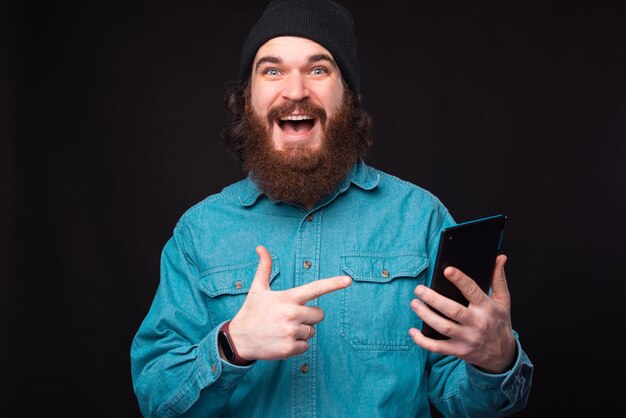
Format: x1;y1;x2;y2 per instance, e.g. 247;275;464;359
263;68;281;76
310;67;328;76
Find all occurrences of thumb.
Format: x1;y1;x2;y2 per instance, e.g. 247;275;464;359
249;245;273;292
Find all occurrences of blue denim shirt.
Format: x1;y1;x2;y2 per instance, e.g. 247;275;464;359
131;159;533;417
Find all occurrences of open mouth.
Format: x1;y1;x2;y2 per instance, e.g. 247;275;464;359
277;114;316;135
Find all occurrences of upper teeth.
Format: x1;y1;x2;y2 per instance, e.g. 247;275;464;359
279;115;313;121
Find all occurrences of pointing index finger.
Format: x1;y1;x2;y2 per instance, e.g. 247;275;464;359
289;276;352;304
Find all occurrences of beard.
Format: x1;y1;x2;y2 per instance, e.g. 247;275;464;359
241;91;360;207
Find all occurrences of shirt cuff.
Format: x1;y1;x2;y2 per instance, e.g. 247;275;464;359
199;320;254;387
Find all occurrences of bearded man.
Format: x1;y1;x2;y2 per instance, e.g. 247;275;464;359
130;1;533;417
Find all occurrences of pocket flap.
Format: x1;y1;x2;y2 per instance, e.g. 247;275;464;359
340;251;428;283
198;255;280;297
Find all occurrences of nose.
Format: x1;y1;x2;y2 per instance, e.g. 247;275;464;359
281;71;309;102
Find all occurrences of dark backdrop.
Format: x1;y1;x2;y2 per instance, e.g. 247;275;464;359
5;1;626;416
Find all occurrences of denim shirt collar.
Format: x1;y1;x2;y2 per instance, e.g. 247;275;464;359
237;158;380;207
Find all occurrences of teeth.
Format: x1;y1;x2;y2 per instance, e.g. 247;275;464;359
278;115;314;121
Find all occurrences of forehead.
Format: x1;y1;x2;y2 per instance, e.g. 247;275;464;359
254;36;334;63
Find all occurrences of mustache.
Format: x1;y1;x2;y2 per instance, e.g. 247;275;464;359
266;101;327;126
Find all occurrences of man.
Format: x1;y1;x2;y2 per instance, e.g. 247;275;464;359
130;0;533;417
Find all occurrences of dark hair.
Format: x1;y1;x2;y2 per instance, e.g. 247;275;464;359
219;81;373;163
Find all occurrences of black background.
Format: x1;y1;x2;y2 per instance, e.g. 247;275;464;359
4;1;626;416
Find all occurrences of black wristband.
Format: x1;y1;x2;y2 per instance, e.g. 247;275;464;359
218;321;255;366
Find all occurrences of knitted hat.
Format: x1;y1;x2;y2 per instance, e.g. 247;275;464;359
239;0;360;94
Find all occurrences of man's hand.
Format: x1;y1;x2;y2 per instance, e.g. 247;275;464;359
408;254;516;373
228;246;352;361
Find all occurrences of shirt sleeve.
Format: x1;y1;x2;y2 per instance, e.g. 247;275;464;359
130;225;252;418
427;332;534;417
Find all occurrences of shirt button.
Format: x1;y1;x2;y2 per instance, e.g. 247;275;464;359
234;280;243;289
381;269;390;278
306;214;313;222
300;363;309;374
303;260;312;269
211;363;216;374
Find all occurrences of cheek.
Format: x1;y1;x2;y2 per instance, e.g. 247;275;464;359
250;95;266;119
322;88;345;118
249;81;271;118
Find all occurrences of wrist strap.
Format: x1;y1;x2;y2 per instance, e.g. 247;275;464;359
219;320;255;366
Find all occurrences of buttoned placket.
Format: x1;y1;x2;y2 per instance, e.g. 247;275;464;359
293;209;321;418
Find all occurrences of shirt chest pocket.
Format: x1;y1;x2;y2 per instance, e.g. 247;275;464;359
198;255;280;327
340;251;428;351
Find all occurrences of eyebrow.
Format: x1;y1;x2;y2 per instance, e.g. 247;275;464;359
254;54;337;72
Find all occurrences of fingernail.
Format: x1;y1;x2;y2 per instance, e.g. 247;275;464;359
415;286;425;297
342;276;352;286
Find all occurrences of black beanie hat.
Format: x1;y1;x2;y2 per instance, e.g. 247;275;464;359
239;0;360;94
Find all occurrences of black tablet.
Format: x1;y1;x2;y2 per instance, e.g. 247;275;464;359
421;214;507;340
